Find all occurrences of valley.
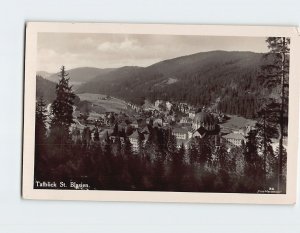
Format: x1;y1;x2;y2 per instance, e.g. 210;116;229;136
76;93;129;113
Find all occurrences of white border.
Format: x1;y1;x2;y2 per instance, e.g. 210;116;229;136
22;22;300;204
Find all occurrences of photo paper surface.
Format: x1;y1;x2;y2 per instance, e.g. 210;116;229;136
22;22;300;204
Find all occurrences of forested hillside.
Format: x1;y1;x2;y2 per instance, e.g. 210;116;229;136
36;75;80;105
44;67;114;84
36;75;57;103
77;51;270;118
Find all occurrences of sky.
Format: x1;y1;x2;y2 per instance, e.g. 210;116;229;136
37;33;269;73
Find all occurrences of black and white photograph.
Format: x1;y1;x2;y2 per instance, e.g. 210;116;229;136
22;23;299;203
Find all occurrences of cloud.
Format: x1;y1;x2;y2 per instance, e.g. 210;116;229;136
97;38;141;52
37;33;268;73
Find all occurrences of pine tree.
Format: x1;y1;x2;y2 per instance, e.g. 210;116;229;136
196;137;212;168
214;141;232;190
274;145;287;193
35;96;48;144
188;138;198;164
71;126;81;144
93;127;100;142
123;135;133;157
216;142;229;172
115;136;122;155
166;129;177;158
34;96;48;180
82;126;91;147
169;143;185;190
104;131;112;156
256;108;276;185
259;37;290;191
137;132;145;156
89;138;103;189
244;129;264;191
113;122;119;135
177;143;186;175
49;66;75;144
100;131;116;188
178;143;185;160
152;148;165;190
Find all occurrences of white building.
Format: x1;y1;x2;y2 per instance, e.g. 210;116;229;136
172;127;189;140
129;131;139;151
166;101;173;111
223;133;245;147
155;100;164;108
131;120;139;129
188;110;196;119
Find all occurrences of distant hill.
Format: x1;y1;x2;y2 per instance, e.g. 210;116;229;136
36;75;57;103
36;75;80;105
77;51;270;118
37;71;53;79
42;67;115;84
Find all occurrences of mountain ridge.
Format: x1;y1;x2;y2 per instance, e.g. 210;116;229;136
36;50;271;118
39;67;116;84
76;50;268;118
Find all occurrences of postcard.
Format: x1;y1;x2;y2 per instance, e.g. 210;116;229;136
22;22;300;204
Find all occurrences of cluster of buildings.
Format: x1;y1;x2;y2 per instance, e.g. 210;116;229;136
70;98;256;152
126;99;255;149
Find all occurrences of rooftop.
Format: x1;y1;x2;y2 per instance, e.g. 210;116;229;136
223;133;245;140
220;115;256;130
194;112;215;124
129;131;140;139
172;127;188;134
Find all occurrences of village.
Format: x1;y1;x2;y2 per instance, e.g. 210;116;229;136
67;94;257;152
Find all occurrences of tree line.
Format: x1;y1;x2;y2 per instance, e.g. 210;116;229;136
35;90;286;192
